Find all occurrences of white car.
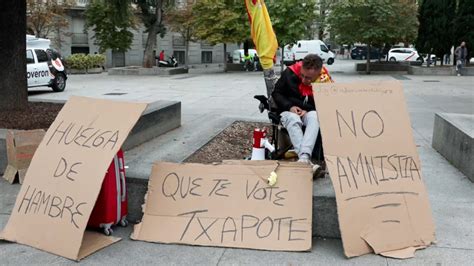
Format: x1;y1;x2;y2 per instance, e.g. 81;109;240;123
387;48;423;62
27;47;67;92
26;35;67;92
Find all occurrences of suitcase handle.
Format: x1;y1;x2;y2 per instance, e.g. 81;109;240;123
120;172;126;201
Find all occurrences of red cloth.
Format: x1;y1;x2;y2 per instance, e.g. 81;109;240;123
159;51;164;61
288;61;333;97
288;62;313;97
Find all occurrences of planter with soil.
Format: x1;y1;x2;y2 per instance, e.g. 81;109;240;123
0;101;63;174
408;65;457;75
184;121;272;163
68;68;87;74
108;66;188;76
86;67;104;74
356;61;416;72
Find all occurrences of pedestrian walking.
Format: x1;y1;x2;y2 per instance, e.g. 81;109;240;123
454;41;468;76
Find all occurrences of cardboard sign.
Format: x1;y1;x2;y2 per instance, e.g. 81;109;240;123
3;129;45;184
131;161;313;251
0;96;147;260
313;81;435;258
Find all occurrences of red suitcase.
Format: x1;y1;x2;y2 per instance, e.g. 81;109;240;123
88;149;128;235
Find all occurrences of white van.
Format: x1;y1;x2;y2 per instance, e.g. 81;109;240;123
281;44;296;66
26;35;67;92
291;40;335;65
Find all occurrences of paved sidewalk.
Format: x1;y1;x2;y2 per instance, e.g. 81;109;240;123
1;61;473;264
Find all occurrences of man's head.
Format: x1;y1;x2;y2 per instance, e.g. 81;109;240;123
301;54;323;85
461;41;466;47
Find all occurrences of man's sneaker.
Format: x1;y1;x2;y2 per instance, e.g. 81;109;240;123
313;167;328;179
285;150;298;159
297;157;311;164
297;157;320;173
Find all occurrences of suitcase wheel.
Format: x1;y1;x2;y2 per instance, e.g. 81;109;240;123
120;218;129;227
103;227;113;236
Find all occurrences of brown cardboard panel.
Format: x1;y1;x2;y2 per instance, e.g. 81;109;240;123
313;81;436;258
132;161;313;251
0;96;146;260
10;129;45;146
380;246;426;259
2;165;17;184
18;169;28;184
77;231;121;260
3;130;45;184
6;130;45;167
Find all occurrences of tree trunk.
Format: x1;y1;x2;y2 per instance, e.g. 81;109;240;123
223;43;227;72
318;8;326;40
0;0;28;111
280;46;285;73
185;40;189;68
143;1;163;68
366;44;371;74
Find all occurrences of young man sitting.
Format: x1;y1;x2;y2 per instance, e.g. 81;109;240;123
272;54;333;170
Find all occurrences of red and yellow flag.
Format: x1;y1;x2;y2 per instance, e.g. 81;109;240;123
245;0;278;70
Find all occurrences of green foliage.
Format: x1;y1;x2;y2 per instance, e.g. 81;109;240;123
84;0;136;53
135;0;171;38
65;54;89;70
166;3;198;43
416;0;456;57
328;0;418;47
66;54;106;70
89;54;106;67
454;0;474;56
26;0;73;38
316;0;331;40
192;0;249;45
266;0;318;46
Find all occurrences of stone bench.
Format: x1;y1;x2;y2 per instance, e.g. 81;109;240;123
408;66;474;76
355;62;421;73
226;63;246;72
108;66;188;76
408;66;457;75
460;67;474;76
432;113;473;182
0;100;181;175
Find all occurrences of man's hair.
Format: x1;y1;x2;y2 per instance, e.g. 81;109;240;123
302;54;323;70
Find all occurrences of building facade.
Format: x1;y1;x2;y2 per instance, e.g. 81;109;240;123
52;0;238;68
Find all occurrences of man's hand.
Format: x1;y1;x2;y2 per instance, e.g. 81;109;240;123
290;106;306;117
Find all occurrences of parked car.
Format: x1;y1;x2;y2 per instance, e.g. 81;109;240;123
26;35;67;92
387;48;423;62
350;46;380;60
232;49;258;64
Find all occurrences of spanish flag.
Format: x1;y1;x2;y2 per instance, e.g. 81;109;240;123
245;0;278;70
